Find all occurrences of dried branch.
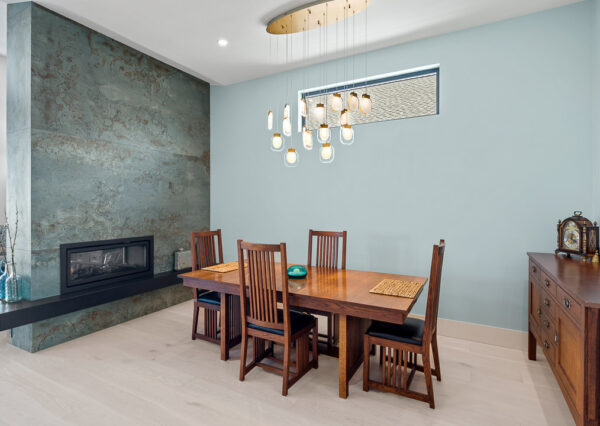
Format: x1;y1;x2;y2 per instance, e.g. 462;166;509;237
4;203;19;276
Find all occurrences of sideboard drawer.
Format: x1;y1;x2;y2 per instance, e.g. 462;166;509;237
541;272;557;299
557;286;583;326
541;292;556;323
529;280;542;329
529;260;541;283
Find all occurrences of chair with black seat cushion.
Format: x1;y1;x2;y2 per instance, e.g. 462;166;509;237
363;240;445;409
303;229;347;356
191;229;241;360
237;239;318;396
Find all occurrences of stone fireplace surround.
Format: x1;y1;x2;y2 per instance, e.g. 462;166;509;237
6;2;209;352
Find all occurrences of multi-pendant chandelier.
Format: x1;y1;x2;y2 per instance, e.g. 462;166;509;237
266;0;372;167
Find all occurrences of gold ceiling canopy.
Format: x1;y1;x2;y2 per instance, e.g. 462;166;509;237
266;0;370;35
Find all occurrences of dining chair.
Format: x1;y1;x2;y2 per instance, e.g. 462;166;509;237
304;229;347;355
363;240;445;409
237;240;318;396
190;229;241;360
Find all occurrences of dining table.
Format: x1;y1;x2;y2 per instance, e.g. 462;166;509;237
179;263;428;398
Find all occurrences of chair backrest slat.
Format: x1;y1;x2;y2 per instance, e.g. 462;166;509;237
424;240;446;341
190;229;223;271
307;229;347;269
238;240;290;335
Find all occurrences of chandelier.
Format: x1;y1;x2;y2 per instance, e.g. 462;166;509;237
266;0;372;167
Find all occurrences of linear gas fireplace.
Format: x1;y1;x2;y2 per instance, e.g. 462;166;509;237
60;236;154;294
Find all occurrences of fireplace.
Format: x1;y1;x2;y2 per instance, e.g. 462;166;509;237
60;236;154;294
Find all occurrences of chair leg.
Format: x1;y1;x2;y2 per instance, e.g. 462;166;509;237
312;319;319;369
239;331;248;382
363;337;370;391
282;340;291;396
423;350;435;409
192;304;199;340
327;314;333;353
432;331;441;382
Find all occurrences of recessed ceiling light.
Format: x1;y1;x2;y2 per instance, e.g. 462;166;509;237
217;39;229;47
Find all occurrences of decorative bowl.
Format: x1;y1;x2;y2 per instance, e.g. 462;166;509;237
287;265;307;279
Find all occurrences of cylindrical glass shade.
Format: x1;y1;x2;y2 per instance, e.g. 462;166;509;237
319;143;334;164
284;148;299;167
360;94;372;115
283;104;290;120
271;133;283;151
318;124;331;143
340;124;354;145
299;98;307;118
282;117;292;137
267;110;273;130
340;109;349;126
330;93;343;112
348;92;359;112
314;103;326;122
302;127;313;150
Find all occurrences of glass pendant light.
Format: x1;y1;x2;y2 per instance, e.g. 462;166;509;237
283;104;290;120
302;126;313;150
267;110;273;130
348;92;359;112
340;109;349;125
271;133;283;151
330;93;343;112
315;103;326;122
299;98;307;118
360;94;372;115
340;124;354;145
320;143;334;163
284;148;299;167
318;124;331;143
283;117;292;137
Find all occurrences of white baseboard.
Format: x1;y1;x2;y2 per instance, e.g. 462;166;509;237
409;314;528;351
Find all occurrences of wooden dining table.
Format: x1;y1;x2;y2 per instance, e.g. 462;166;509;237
179;263;428;398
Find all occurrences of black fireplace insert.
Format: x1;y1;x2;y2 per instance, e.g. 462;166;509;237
60;236;154;294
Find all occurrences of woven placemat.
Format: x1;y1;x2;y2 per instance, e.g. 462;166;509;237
202;261;241;273
369;279;424;298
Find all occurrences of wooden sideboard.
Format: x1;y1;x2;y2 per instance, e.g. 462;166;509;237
528;253;600;426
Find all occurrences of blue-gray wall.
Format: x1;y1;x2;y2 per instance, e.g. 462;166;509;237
593;0;600;216
211;2;595;332
7;3;209;351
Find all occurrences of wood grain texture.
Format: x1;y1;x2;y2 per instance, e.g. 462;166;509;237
528;253;600;426
180;262;427;398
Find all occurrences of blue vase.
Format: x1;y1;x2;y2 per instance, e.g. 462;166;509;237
0;260;6;301
4;273;22;303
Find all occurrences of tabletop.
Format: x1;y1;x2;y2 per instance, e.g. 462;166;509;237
179;263;428;324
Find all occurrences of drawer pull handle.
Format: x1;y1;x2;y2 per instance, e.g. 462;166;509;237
544;341;550;349
564;297;571;309
554;332;558;344
544;299;550;307
532;266;537;273
544;279;550;288
543;320;549;328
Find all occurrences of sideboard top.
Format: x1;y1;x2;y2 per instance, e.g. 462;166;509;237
528;252;600;308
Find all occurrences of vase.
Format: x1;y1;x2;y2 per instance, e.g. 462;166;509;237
3;263;22;303
0;260;6;301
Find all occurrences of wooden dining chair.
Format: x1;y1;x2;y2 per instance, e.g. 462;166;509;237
304;229;347;355
191;229;241;360
363;240;445;409
237;240;318;396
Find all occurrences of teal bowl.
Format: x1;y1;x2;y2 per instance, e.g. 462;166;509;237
287;265;307;279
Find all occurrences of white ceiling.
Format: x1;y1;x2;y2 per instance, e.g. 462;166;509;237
1;0;583;85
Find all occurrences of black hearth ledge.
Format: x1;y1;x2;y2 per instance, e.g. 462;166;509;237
0;269;191;332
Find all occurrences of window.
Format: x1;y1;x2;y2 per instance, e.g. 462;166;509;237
299;65;439;131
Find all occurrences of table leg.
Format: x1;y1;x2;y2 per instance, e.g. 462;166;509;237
338;314;370;398
220;293;227;361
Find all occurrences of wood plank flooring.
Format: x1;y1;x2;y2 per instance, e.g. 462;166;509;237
0;300;573;425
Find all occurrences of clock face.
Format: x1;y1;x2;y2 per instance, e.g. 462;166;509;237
562;221;580;250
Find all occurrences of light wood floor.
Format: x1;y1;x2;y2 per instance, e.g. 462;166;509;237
0;300;573;425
